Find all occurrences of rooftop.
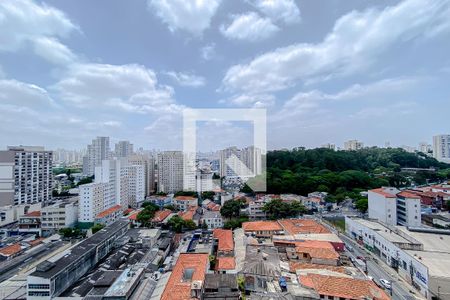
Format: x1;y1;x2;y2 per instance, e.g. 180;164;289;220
213;229;234;252
174;196;197;201
300;273;390;300
273;233;342;244
397;191;421;199
405;250;450;278
242;221;283;232
30;220;129;279
369;187;397;198
0;243;22;257
96;204;122;219
23;210;41;217
294;246;340;260
278;219;330;235
350;218;413;245
216;257;236;270
160;253;209;300
152;209;172;223
289;262;346;273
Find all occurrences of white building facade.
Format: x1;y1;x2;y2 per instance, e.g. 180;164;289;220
433;134;450;163
82;137;110;176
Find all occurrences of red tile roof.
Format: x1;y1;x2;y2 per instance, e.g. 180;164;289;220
24;211;41;217
278;219;330;235
242;221;283;232
161;253;209;300
179;209;195;221
295;246;340;260
128;210;141;221
370;188;397;198
123;208;134;215
300;274;390;300
216;257;236;270
206;202;221;211
397;191;421;199
28;238;44;247
96;205;122;219
152;209;172;223
175;196;197;201
0;243;22;257
213;229;234;252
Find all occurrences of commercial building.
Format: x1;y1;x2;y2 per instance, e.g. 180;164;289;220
368;187;421;227
0;146;53;206
433;134;450;163
344;139;364;151
157;151;184;194
41;198;78;236
18;211;41;236
346;217;450;300
27;220;129;299
0;202;42;227
115;140;134;158
83;136;111;176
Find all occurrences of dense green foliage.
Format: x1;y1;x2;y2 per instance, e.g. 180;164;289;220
167;215;196;233
137;202;160;226
59;227;83;238
92;223;105;234
76;177;93;186
262;199;306;219
174;191;198;197
266;147;450;196
220;198;246;219
355;198;369;213
223;216;249;230
201;191;215;200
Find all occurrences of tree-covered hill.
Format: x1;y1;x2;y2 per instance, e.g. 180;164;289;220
265;147;450;198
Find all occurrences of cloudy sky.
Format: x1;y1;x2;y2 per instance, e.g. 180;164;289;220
0;0;449;151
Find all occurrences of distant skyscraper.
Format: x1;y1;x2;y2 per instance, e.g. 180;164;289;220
82;137;110;176
321;143;336;150
418;142;432;155
128;154;156;196
433;135;450;163
344;139;364;151
115;140;133;158
0;146;53;206
157;151;185;193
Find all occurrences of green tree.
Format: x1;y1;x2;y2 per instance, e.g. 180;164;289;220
92;223;105;234
137;202;160;227
220;199;246;219
201;191;215;200
355;198;369;213
263;199;306;219
168;215;186;233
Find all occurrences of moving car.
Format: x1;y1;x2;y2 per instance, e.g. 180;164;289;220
380;279;392;290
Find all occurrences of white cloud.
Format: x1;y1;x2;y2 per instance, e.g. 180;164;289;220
220;12;279;42
0;0;78;64
221;93;275;108
0;79;54;107
200;43;215;60
223;0;450;93
0;66;5;78
52;63;182;114
164;71;206;87
248;0;300;24
274;77;420;121
32;37;77;65
148;0;221;35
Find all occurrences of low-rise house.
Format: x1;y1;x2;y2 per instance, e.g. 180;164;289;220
213;229;235;274
242;221;283;238
201;210;223;229
0;243;24;261
146;194;173;209
151;209;172;226
278;219;330;235
247;200;267;220
203;274;240;299
173;196;198;211
299;273;390;300
160;253;209;300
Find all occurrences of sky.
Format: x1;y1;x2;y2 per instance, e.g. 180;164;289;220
0;0;449;151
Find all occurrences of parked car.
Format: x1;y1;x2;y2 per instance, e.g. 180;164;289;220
346;244;354;252
380;279;392;290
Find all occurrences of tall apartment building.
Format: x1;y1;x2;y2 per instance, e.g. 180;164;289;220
368;187;421;227
78;159;144;223
157;151;184;194
41;198;78;236
418;142;432;155
82;137;110;176
0;146;53;206
114;140;133;158
321;143;336;150
433;134;450;163
219;146;262;178
128;154;155;196
344;140;364;151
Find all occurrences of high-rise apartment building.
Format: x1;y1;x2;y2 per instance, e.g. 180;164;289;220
344;139;364;151
128;154;155;196
114;140;133;158
0;146;53;206
433;134;450;163
219;146;262;178
157;151;184;194
82;137;110;176
78;158;144;223
419;142;433;155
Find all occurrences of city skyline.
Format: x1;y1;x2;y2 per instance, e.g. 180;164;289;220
1;0;450;150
